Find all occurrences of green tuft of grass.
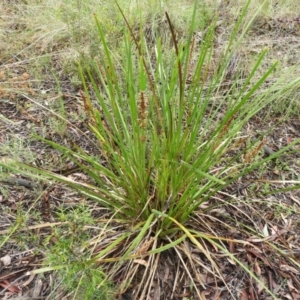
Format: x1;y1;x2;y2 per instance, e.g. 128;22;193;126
1;0;300;298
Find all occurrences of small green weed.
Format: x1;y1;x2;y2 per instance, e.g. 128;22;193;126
42;206;114;300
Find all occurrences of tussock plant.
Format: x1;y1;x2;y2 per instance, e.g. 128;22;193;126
2;0;300;299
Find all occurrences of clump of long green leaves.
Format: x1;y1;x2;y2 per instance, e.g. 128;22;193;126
2;0;300;298
41;1;292;234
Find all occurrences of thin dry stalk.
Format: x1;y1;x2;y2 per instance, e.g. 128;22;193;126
139;248;160;299
171;243;203;299
114;3;163;129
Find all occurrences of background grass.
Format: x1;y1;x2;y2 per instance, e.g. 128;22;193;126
1;0;299;117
